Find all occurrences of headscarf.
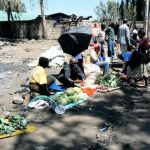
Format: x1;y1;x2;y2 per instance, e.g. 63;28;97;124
128;51;145;69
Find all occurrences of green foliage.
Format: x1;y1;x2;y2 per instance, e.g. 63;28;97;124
119;0;145;21
135;0;145;21
0;0;26;21
94;0;119;22
0;0;26;12
0;115;27;135
91;19;100;23
95;0;145;22
120;1;136;21
95;73;123;88
8;115;27;130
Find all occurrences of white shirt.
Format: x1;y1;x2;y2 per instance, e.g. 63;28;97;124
118;23;130;45
90;49;99;63
99;30;105;41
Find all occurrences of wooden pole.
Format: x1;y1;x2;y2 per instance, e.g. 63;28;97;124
40;0;48;39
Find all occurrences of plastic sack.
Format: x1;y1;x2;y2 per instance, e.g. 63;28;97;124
49;82;66;91
84;63;102;84
28;99;49;109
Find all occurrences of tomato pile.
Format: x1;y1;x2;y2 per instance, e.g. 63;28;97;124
81;87;97;96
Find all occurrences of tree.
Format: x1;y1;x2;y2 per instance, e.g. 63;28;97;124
119;0;145;21
40;0;48;39
136;0;145;21
0;0;26;21
119;0;124;20
95;0;119;22
120;0;136;21
30;0;48;39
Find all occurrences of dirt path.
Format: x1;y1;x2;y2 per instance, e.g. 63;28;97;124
0;40;150;150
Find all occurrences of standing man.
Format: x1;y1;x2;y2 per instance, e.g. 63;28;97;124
105;22;115;60
118;19;130;54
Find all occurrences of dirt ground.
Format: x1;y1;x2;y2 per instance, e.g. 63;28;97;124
0;39;150;150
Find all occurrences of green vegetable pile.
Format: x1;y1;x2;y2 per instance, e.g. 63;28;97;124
0;115;27;135
95;73;123;88
51;87;85;106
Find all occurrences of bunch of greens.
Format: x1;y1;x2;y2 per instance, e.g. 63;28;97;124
0;118;15;135
8;115;27;130
95;73;123;88
0;115;27;135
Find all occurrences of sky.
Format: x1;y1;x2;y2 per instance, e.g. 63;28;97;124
23;0;103;20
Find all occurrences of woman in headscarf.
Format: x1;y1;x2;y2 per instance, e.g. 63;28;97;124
127;30;150;86
138;30;150;54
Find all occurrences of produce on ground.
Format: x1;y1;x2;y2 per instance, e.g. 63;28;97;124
51;87;86;106
81;87;97;96
96;86;108;92
0;115;27;135
95;73;123;88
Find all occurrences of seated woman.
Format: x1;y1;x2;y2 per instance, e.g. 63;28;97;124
119;30;149;82
57;56;85;87
29;57;56;95
126;51;148;86
137;30;150;86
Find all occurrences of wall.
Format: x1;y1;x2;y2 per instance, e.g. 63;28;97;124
0;20;64;39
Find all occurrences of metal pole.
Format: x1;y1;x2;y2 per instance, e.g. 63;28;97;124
145;0;149;38
148;4;150;39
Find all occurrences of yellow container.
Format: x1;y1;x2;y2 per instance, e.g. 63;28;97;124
84;55;91;64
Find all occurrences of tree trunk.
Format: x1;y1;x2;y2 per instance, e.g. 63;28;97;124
136;0;145;21
40;0;48;39
120;0;124;20
7;1;14;22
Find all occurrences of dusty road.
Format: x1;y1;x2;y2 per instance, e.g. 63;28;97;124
0;39;150;150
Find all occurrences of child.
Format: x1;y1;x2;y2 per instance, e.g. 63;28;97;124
29;57;56;95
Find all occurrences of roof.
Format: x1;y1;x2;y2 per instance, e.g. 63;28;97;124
0;11;38;21
35;12;70;20
47;12;70;18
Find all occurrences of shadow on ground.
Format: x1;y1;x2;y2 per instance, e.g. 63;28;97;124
1;86;150;150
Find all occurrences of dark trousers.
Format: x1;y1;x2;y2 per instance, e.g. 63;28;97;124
29;75;56;94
